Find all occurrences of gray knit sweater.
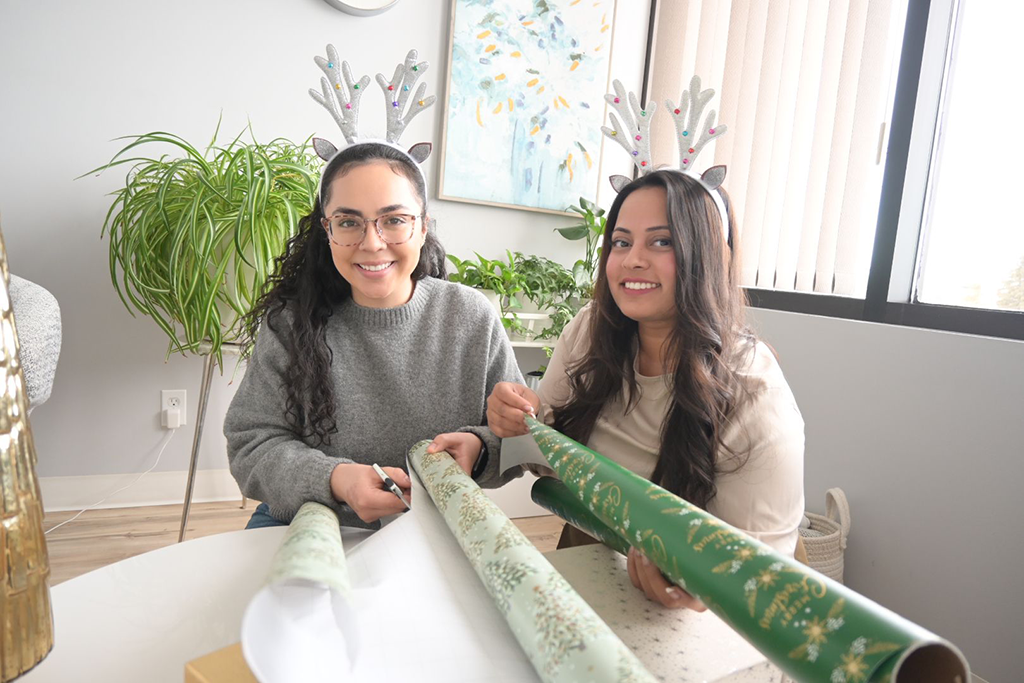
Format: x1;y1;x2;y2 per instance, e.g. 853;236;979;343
224;276;523;528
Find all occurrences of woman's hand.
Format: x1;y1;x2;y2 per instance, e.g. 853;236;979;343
426;432;484;476
626;547;707;611
487;382;541;438
330;463;411;523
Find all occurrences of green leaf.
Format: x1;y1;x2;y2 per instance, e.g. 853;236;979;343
556;225;589;240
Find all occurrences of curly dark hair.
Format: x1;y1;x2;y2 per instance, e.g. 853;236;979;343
241;142;447;446
552;170;755;509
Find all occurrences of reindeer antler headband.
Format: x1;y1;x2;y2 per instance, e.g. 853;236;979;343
308;45;437;204
602;76;730;237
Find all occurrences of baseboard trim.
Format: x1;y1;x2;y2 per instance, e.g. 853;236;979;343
40;469;243;512
39;468;550;518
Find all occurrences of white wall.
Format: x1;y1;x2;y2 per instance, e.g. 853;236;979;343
748;308;1023;683
0;0;648;484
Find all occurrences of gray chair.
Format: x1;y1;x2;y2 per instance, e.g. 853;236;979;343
9;274;61;413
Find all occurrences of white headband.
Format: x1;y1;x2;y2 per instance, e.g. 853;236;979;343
601;76;730;239
307;45;436;207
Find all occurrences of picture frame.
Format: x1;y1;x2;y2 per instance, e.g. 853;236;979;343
438;0;618;215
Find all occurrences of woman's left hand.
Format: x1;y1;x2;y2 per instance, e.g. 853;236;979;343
426;432;484;476
626;547;707;611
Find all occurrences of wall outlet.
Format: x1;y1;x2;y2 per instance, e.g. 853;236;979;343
161;390;187;428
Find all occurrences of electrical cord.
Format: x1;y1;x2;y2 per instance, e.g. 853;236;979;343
44;426;178;535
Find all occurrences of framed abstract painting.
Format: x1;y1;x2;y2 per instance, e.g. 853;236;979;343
439;0;617;215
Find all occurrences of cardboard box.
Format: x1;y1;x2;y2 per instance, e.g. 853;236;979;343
184;643;258;683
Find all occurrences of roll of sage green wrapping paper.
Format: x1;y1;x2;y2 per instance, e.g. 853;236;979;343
267;502;352;597
408;441;658;683
524;418;970;683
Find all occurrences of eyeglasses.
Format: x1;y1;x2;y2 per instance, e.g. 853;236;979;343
322;213;420;247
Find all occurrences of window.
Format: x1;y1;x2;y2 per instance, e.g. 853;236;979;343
913;1;1024;313
646;0;909;296
639;0;1023;339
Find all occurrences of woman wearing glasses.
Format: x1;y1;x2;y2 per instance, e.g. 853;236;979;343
225;142;522;529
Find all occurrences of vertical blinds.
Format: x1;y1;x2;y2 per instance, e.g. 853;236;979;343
647;0;906;296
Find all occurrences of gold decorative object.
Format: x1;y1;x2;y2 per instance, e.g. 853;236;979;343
0;227;53;680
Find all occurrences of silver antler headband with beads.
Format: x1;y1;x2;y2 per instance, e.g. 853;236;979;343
308;46;436;203
601;75;730;238
602;79;656;175
667;75;727;177
310;44;370;146
375;52;437;143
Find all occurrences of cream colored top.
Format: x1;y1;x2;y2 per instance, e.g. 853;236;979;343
537;305;805;556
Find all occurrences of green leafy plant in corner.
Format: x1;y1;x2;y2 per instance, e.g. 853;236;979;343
513;253;575;311
447;196;608;349
447;251;531;337
556;196;607;298
84;119;321;362
512;252;580;341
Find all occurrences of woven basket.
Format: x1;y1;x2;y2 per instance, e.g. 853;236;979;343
799;488;851;584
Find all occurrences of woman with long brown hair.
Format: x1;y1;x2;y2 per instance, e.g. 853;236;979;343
487;169;805;611
226;141;522;531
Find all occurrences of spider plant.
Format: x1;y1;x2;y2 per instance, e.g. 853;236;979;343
85;120;321;361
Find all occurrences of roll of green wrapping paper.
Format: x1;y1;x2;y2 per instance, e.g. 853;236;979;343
408;441;658;683
524;418;970;683
531;477;631;556
267;502;352;596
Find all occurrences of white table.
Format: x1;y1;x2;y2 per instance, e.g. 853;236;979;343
24;525;781;682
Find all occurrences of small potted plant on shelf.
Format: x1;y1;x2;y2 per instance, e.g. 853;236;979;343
510;252;577;342
447;251;533;339
447;196;607;349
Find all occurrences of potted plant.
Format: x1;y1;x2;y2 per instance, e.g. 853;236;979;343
557;196;607;299
85;120;321;540
447;251;534;338
446;196;607;347
510;252;577;341
513;252;575;312
86;120;321;362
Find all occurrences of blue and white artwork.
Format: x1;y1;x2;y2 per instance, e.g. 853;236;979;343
440;0;616;213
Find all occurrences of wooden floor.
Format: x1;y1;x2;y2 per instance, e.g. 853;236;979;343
42;501;565;586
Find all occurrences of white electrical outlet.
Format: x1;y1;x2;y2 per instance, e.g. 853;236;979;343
161;390;187;428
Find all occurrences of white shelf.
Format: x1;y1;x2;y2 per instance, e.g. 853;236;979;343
503;312;552;320
509;340;552;349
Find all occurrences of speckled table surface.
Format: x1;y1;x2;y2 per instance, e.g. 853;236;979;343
546;544;786;683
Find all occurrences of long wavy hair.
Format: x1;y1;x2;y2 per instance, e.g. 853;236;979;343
241;142;447;446
552;170;755;509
